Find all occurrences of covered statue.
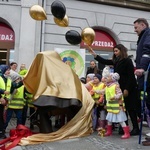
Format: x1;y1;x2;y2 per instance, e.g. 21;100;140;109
20;51;94;145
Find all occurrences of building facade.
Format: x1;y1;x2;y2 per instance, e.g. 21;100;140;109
0;0;150;74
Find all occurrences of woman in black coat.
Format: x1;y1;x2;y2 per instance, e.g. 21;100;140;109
89;44;140;135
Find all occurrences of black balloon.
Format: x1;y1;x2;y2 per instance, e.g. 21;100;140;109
65;30;82;45
51;0;66;19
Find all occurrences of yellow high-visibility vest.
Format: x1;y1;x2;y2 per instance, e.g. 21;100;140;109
8;85;25;109
0;76;11;99
105;84;125;114
92;82;105;101
25;92;34;108
140;91;147;100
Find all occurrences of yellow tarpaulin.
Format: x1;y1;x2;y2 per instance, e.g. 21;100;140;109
20;51;94;145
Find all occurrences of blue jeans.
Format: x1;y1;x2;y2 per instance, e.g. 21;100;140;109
92;107;97;130
4;108;23;129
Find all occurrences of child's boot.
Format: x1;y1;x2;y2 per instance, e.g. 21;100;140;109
121;126;130;139
105;125;112;136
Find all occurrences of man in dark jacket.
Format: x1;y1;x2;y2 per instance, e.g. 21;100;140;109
134;18;150;146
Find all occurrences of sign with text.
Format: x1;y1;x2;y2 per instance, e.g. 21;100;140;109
0;23;15;42
80;29;116;50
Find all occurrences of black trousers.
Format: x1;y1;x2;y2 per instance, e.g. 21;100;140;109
0;104;4;132
146;88;150;110
124;89;140;130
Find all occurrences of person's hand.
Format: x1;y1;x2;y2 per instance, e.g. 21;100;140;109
90;90;94;95
123;89;128;97
88;47;97;57
4;91;10;95
134;69;145;76
99;95;104;103
0;98;6;105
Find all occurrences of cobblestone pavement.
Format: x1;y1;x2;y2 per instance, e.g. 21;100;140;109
2;118;150;150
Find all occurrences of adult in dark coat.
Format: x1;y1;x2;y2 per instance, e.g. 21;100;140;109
134;18;150;146
89;44;140;136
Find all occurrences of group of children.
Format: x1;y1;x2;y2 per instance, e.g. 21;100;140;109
81;66;130;139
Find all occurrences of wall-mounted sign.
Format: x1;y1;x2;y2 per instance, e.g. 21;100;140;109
80;29;116;51
55;48;85;77
0;23;15;42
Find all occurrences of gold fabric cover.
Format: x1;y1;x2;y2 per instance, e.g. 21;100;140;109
20;51;94;145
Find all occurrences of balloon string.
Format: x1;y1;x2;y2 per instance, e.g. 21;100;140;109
62;20;68;27
87;45;93;52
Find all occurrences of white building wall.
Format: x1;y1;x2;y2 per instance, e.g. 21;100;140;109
18;0;37;69
44;0;150;60
0;0;150;68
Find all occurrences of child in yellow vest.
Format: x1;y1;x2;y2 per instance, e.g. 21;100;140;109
85;73;95;92
4;75;24;130
19;64;28;77
104;72;130;139
89;74;106;131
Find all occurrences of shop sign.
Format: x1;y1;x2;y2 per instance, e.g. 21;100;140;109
0;23;15;42
80;29;116;50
